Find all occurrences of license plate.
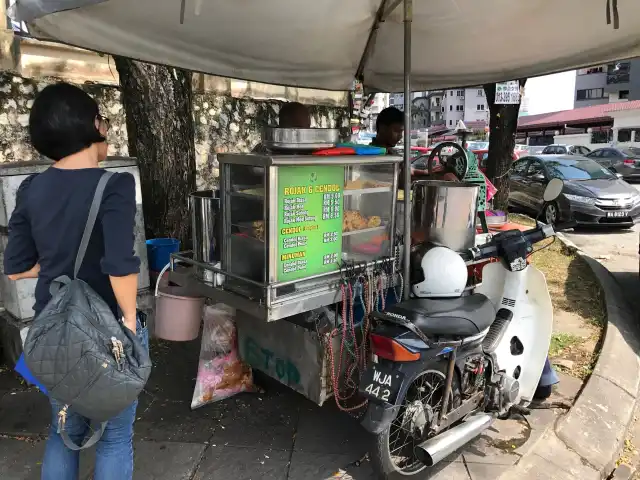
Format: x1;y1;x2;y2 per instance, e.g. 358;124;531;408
360;364;404;404
606;211;628;218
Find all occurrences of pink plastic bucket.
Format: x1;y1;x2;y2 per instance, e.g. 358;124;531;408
154;269;204;341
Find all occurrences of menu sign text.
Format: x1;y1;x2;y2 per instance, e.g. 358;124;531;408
277;166;344;282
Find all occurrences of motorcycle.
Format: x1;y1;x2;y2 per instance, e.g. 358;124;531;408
359;178;569;478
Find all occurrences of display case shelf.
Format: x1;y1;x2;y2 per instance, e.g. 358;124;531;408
342;225;387;237
229;191;265;200
343;186;392;196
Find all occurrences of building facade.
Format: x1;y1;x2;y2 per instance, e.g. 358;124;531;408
385;87;489;129
574;59;640;108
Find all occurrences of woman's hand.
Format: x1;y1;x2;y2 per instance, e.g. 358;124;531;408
8;263;40;281
123;315;137;334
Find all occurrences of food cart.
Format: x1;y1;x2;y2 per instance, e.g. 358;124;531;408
9;0;638;452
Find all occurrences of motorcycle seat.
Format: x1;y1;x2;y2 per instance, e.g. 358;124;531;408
383;294;496;338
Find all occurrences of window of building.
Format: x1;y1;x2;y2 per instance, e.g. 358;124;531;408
577;66;605;75
456;105;464;111
449;120;453;126
620;90;630;99
456;90;464;97
618;129;633;143
449;105;453;111
450;91;453;97
477;89;484;96
576;88;605;100
477;104;485;111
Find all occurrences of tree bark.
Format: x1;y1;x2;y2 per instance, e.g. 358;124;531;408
483;79;527;211
114;58;196;246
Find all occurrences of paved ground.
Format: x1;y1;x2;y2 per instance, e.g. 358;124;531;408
0;335;583;480
6;196;640;480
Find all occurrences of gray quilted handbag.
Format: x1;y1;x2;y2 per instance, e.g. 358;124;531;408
23;171;152;450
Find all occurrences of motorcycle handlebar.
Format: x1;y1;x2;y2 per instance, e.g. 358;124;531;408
465;222;561;262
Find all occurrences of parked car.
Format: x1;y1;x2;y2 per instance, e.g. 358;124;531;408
508;154;640;227
586;146;640;180
514;144;530;158
527;146;546;155
466;141;489;151
541;144;591;155
476;150;518;173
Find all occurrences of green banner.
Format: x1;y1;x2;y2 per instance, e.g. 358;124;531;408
277;165;344;282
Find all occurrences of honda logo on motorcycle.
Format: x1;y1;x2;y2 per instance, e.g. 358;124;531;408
385;312;408;321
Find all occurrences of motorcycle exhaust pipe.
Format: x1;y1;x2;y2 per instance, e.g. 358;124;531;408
415;413;494;467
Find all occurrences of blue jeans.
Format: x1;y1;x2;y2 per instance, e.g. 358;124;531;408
41;321;149;480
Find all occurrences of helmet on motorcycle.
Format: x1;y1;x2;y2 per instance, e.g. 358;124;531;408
411;245;468;298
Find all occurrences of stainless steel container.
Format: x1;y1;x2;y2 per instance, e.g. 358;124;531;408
190;190;220;283
411;180;479;252
262;127;339;150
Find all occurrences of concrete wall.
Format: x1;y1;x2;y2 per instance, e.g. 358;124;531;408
0;72;349;188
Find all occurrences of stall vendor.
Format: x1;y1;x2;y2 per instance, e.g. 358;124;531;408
370;107;404;151
252;102;311;153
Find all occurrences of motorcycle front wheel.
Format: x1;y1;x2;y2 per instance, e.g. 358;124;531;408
369;361;462;479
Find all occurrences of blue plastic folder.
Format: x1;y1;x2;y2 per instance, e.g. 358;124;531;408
15;353;48;395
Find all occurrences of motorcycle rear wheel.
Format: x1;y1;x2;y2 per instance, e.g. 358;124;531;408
369;360;462;479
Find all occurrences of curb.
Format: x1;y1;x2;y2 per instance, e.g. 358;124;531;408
556;233;640;478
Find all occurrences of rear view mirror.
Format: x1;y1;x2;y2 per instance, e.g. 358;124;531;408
543;178;564;202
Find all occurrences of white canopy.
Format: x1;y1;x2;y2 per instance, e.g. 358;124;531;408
10;0;639;92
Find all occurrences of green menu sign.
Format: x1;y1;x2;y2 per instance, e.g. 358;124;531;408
277;165;344;282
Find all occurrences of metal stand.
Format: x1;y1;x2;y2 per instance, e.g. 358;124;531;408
402;0;413;300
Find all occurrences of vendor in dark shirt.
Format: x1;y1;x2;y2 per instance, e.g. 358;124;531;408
371;107;404;151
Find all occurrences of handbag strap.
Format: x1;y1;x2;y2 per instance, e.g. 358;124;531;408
74;171;114;279
60;421;107;451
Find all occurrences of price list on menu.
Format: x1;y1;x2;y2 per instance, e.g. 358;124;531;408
277;165;344;282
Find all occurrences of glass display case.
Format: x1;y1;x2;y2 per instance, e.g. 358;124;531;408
214;153;402;321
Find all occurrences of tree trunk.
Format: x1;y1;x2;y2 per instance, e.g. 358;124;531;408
483;80;527;211
114;58;196;246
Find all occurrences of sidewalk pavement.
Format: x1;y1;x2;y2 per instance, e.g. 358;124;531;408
0;338;582;480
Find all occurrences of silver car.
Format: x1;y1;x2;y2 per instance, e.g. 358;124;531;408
586;146;640;180
542;144;591;155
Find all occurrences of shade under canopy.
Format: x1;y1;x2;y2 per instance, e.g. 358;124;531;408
10;0;638;91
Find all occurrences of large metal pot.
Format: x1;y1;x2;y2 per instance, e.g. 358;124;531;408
411;180;479;252
189;190;220;282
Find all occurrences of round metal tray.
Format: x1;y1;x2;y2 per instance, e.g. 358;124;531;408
262;127;338;151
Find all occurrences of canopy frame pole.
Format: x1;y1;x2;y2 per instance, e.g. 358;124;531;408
355;0;401;81
402;0;412;300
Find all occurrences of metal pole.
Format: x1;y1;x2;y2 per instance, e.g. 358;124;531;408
402;0;412;300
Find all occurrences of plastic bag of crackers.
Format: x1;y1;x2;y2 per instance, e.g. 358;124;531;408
191;304;254;409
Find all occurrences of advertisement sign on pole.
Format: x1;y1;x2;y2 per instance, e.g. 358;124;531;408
495;81;521;104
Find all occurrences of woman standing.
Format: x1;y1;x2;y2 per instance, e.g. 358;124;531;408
4;82;146;480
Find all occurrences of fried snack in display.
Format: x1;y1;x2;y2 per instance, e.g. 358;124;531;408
367;216;382;228
252;220;265;241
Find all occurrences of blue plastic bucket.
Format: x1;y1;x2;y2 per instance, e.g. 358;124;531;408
15;353;48;395
146;238;180;272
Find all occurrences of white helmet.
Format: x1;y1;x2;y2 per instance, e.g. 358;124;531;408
411;245;468;298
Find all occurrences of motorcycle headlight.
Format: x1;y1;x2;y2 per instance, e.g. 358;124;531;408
564;194;597;205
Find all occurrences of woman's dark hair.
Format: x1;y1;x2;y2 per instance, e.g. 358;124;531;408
376;106;404;130
29;83;105;161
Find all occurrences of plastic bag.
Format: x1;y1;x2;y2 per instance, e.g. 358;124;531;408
481;171;498;203
202;304;236;354
191;304;254;409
